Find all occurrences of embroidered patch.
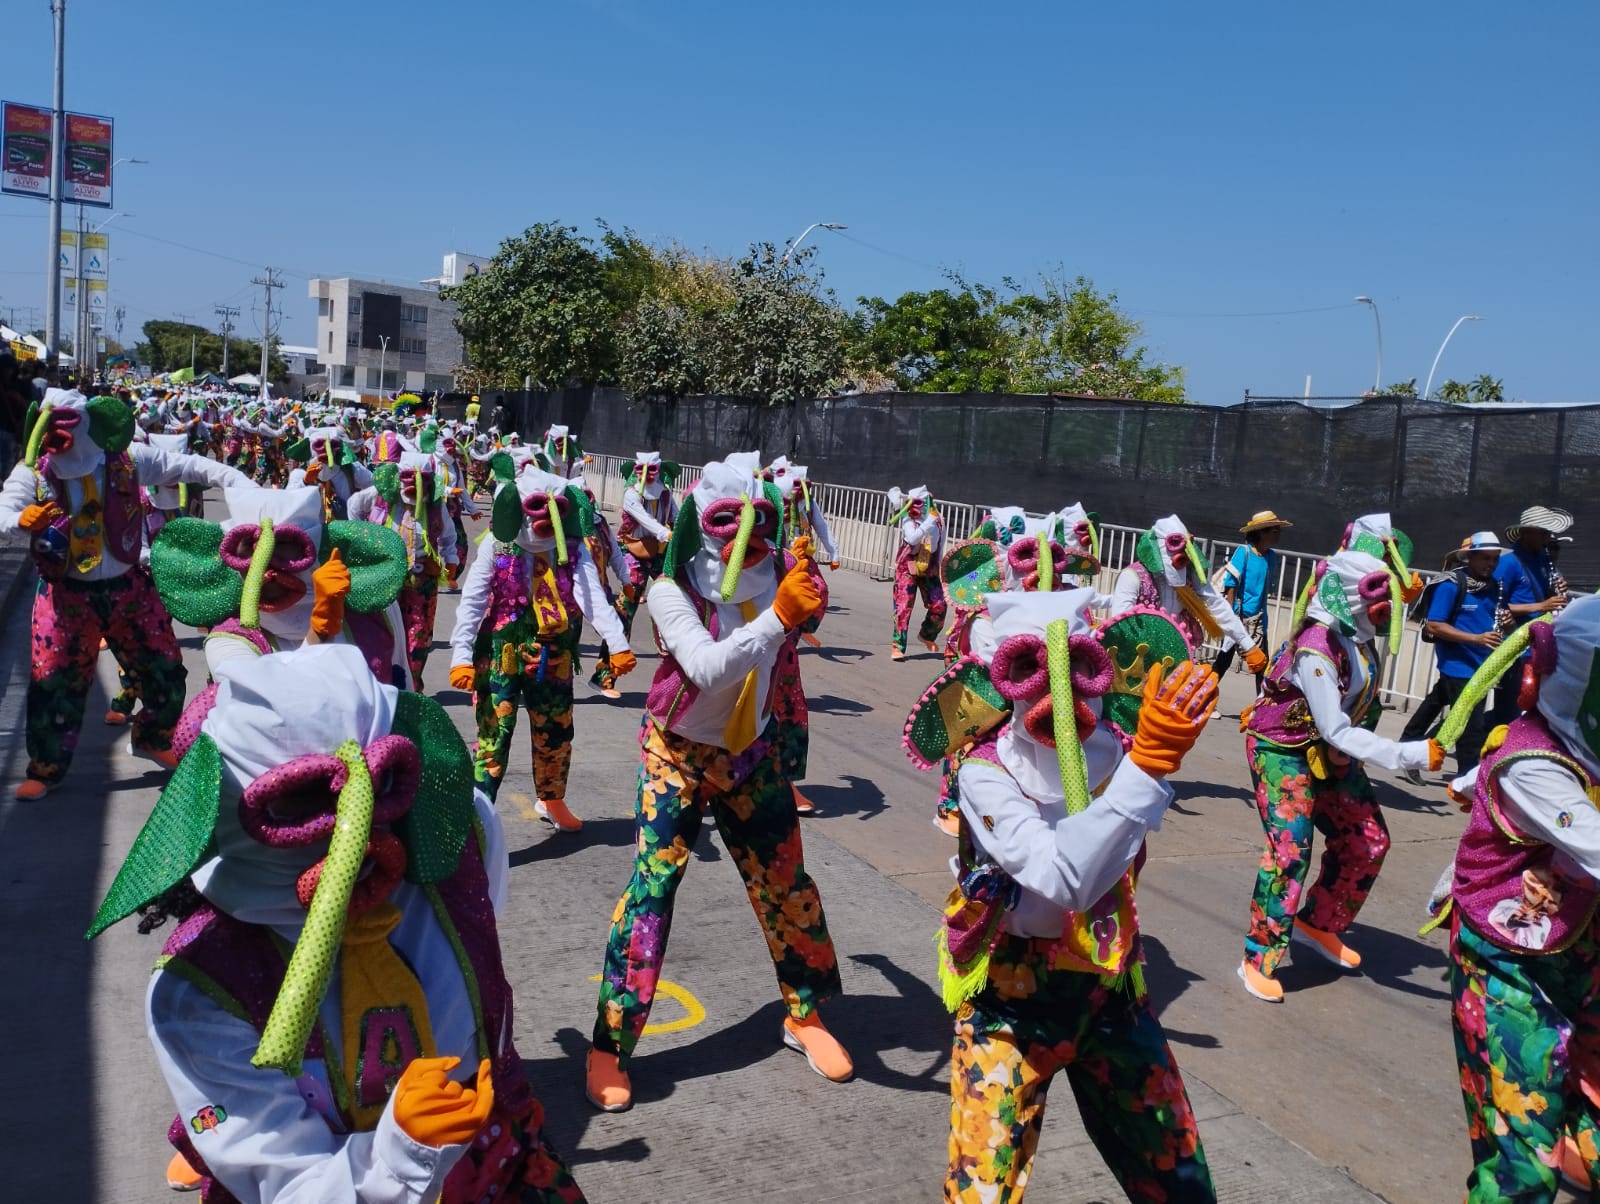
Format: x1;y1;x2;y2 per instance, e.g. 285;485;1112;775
981;815;995;831
1313;667;1325;677
1558;811;1575;829
189;1104;228;1134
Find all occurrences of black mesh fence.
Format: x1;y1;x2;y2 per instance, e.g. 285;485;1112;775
487;388;1600;589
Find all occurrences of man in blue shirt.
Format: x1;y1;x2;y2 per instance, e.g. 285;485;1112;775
1400;532;1507;777
1213;510;1290;691
1487;505;1572;726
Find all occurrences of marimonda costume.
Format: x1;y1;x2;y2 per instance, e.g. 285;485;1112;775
887;484;947;659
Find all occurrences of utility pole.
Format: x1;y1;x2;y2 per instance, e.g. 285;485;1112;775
44;1;66;355
252;268;283;397
215;304;240;376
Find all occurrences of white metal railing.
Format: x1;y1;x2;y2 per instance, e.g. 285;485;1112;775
576;449;1442;707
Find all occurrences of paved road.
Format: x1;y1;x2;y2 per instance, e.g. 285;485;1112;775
0;512;1563;1203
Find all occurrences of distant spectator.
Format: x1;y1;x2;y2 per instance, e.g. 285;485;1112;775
0;353;27;475
1489;506;1572;725
1401;532;1506;780
1213;510;1291;692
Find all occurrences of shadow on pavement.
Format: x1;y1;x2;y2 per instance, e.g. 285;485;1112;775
813;645;873;664
809;693;874;716
1143;937;1221;1050
798;774;887;821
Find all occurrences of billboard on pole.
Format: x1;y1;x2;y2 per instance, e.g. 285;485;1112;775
64;112;113;206
81;232;108;280
59;229;77;277
1;101;53;199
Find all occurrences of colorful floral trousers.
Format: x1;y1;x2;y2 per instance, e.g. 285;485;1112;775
1451;914;1600;1202
26;569;187;785
593;720;842;1068
1243;736;1391;975
947;933;1214;1203
618;551;663;631
470;617;576;803
893;564;947;652
397;569;441;687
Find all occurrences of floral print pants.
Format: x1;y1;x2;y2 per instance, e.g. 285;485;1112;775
397;570;440;687
947;933;1214;1203
618;552;664;631
1243;736;1391;975
1451;914;1600;1202
27;569;186;784
593;721;842;1069
470;618;576;803
893;563;947;652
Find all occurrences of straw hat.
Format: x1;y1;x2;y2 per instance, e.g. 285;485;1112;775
1445;531;1509;567
1239;510;1293;534
1506;505;1573;540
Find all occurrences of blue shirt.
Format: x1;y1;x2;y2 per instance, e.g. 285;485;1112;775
1428;576;1499;678
1223;545;1276;619
1494;546;1557;618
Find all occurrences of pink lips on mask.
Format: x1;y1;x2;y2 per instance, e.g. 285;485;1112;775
700;496;779;568
41;409;81;456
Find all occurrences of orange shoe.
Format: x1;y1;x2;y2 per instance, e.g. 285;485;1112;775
921;638;939;653
535;798;582;832
890;648;906;662
130;741;181;771
1292;922;1362;970
1237;959;1284;1002
792;785;816;815
166;1149;202;1191
782;1012;853;1082
800;631;822;648
14;779;52;801
933;810;961;839
104;709;129;726
585;1048;632;1112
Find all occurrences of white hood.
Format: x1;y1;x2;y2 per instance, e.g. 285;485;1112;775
1538;595;1600;781
1307;549;1387;644
221;485;324;641
685;459;778;605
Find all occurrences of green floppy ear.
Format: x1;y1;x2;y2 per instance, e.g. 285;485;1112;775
324;521;408;612
419;425;438;454
1097;609;1191;742
941;540;1003;610
86;734;223;939
565;485;596;538
491;483;524;543
490;452;515;484
762;480;785;547
1135;530;1164;579
150;520;246;628
371;462;400;505
660;462;682;488
901;655;1010;769
390;691;475;883
284;437;312;463
1317;569;1357;634
87;396;134;454
432;468;449;504
619;458;637;484
659;492;701;581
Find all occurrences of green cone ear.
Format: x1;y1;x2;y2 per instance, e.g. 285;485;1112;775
324;521;408;612
86;734;222;939
419;425;438;454
565;485;595;538
1097;609;1190;741
390;691;475;883
941;540;1004;610
490;452;515;484
659;493;701;581
1047;619;1094;816
901;656;1010;768
285;437;312;463
151;519;245;627
491;485;524;543
371;462;400;504
88;396;134;454
1317;569;1356;634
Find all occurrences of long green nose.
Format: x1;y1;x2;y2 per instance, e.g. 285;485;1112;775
1046;618;1092;816
252;739;374;1076
239;517;276;630
548;495;568;565
1386;573;1404;655
720;494;755;602
22;402;53;468
1038;542;1053;591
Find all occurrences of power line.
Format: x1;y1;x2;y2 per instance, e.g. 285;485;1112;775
215;304;240;376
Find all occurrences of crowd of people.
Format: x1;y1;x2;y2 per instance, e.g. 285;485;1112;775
0;385;1592;1203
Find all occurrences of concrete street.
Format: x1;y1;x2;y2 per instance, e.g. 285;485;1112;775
0;512;1562;1203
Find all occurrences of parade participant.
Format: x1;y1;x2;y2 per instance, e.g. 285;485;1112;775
1417;596;1600;1199
887;484;947;661
0;389;250;800
286;427;375;521
902;589;1218;1202
1238;547;1442;1003
569;471;632;700
445;465;636;831
421;424;478;591
87;644;586;1203
143;431;196;539
349;452;456;689
616;452;680;629
340;407;369;463
466;432;496;499
542;424;584;479
1109;515;1269;678
768;456;838;651
585;457;849;1112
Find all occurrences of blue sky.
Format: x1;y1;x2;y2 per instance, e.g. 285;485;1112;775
1;1;1595;403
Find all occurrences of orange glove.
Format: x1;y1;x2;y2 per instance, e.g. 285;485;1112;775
773;562;823;629
1130;662;1220;778
19;502;62;534
302;461;324;484
608;649;638;677
310;548;350;639
1428;739;1446;773
392;1056;494;1148
1243;646;1269;675
449;664;475;691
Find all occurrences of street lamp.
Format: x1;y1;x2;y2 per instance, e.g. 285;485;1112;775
377;334;390;401
1354;296;1383;393
780;221;847;265
1423;315;1485;401
74;208;133;378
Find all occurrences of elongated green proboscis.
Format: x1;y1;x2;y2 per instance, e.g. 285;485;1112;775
1046;618;1093;816
23;402;52;468
239;517;276;630
178;483;189;510
1038;542;1053;591
548;495;569;564
1290;573;1315;631
720;493;755;602
1437;618;1542;750
252;739;373;1076
1387;572;1404;655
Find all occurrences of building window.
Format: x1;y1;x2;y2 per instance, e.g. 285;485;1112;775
400;303;428;324
347;330;359;347
348;297;362;315
326;330;332;353
335;366;355;387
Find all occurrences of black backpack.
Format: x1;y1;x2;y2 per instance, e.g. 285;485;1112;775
1409;570;1488;642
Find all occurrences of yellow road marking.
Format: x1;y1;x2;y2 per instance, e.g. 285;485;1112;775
505;790;541;822
588;974;707;1035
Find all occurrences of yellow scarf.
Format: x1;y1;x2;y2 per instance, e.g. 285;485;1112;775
722;600;761;753
69;472;104;573
338;902;437;1131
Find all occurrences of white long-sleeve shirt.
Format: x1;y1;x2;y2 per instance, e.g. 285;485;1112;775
448;540;628;669
146;795;509;1204
1292;639;1430;772
621;487;675;543
957;748;1171;938
802;497;839;563
287;462;375;509
1108;564;1258;653
646;575;788;748
900;512;943;556
348;490;457;576
1497;757;1600;883
0;446;250;581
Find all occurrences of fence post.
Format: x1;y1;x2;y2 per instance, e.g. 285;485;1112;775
1388;400;1406;509
1553;411;1567;496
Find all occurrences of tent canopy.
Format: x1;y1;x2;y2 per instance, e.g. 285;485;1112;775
227;372;261;387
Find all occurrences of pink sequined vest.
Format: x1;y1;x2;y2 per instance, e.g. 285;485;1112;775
478;542;578;638
1245;624;1365;749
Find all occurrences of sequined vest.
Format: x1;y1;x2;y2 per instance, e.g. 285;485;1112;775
32;451;144;580
1246;624;1372;749
478;542;578;639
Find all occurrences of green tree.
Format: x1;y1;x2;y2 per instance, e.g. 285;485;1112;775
846;276;1011;392
702;243;846;404
1437;379;1472;403
1384;378;1419;397
1467;374;1505;404
135;320;285;380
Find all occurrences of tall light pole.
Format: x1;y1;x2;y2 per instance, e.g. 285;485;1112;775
780;221;847;265
377;334;390;401
1354;296;1383;393
44;0;66;355
77;209;132;378
1423;315;1485;401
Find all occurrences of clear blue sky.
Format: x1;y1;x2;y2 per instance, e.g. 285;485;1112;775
2;0;1595;403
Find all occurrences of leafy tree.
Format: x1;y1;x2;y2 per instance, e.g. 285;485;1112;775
135;320;285;380
702;243;846;404
1467;374;1505;404
847;277;1011;392
1384;378;1419;397
1437;379;1472;403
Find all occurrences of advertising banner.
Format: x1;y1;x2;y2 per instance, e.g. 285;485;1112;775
81;232;108;280
59;229;77;277
63;277;79;310
86;278;107;316
64;112;112;206
3;102;53;198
